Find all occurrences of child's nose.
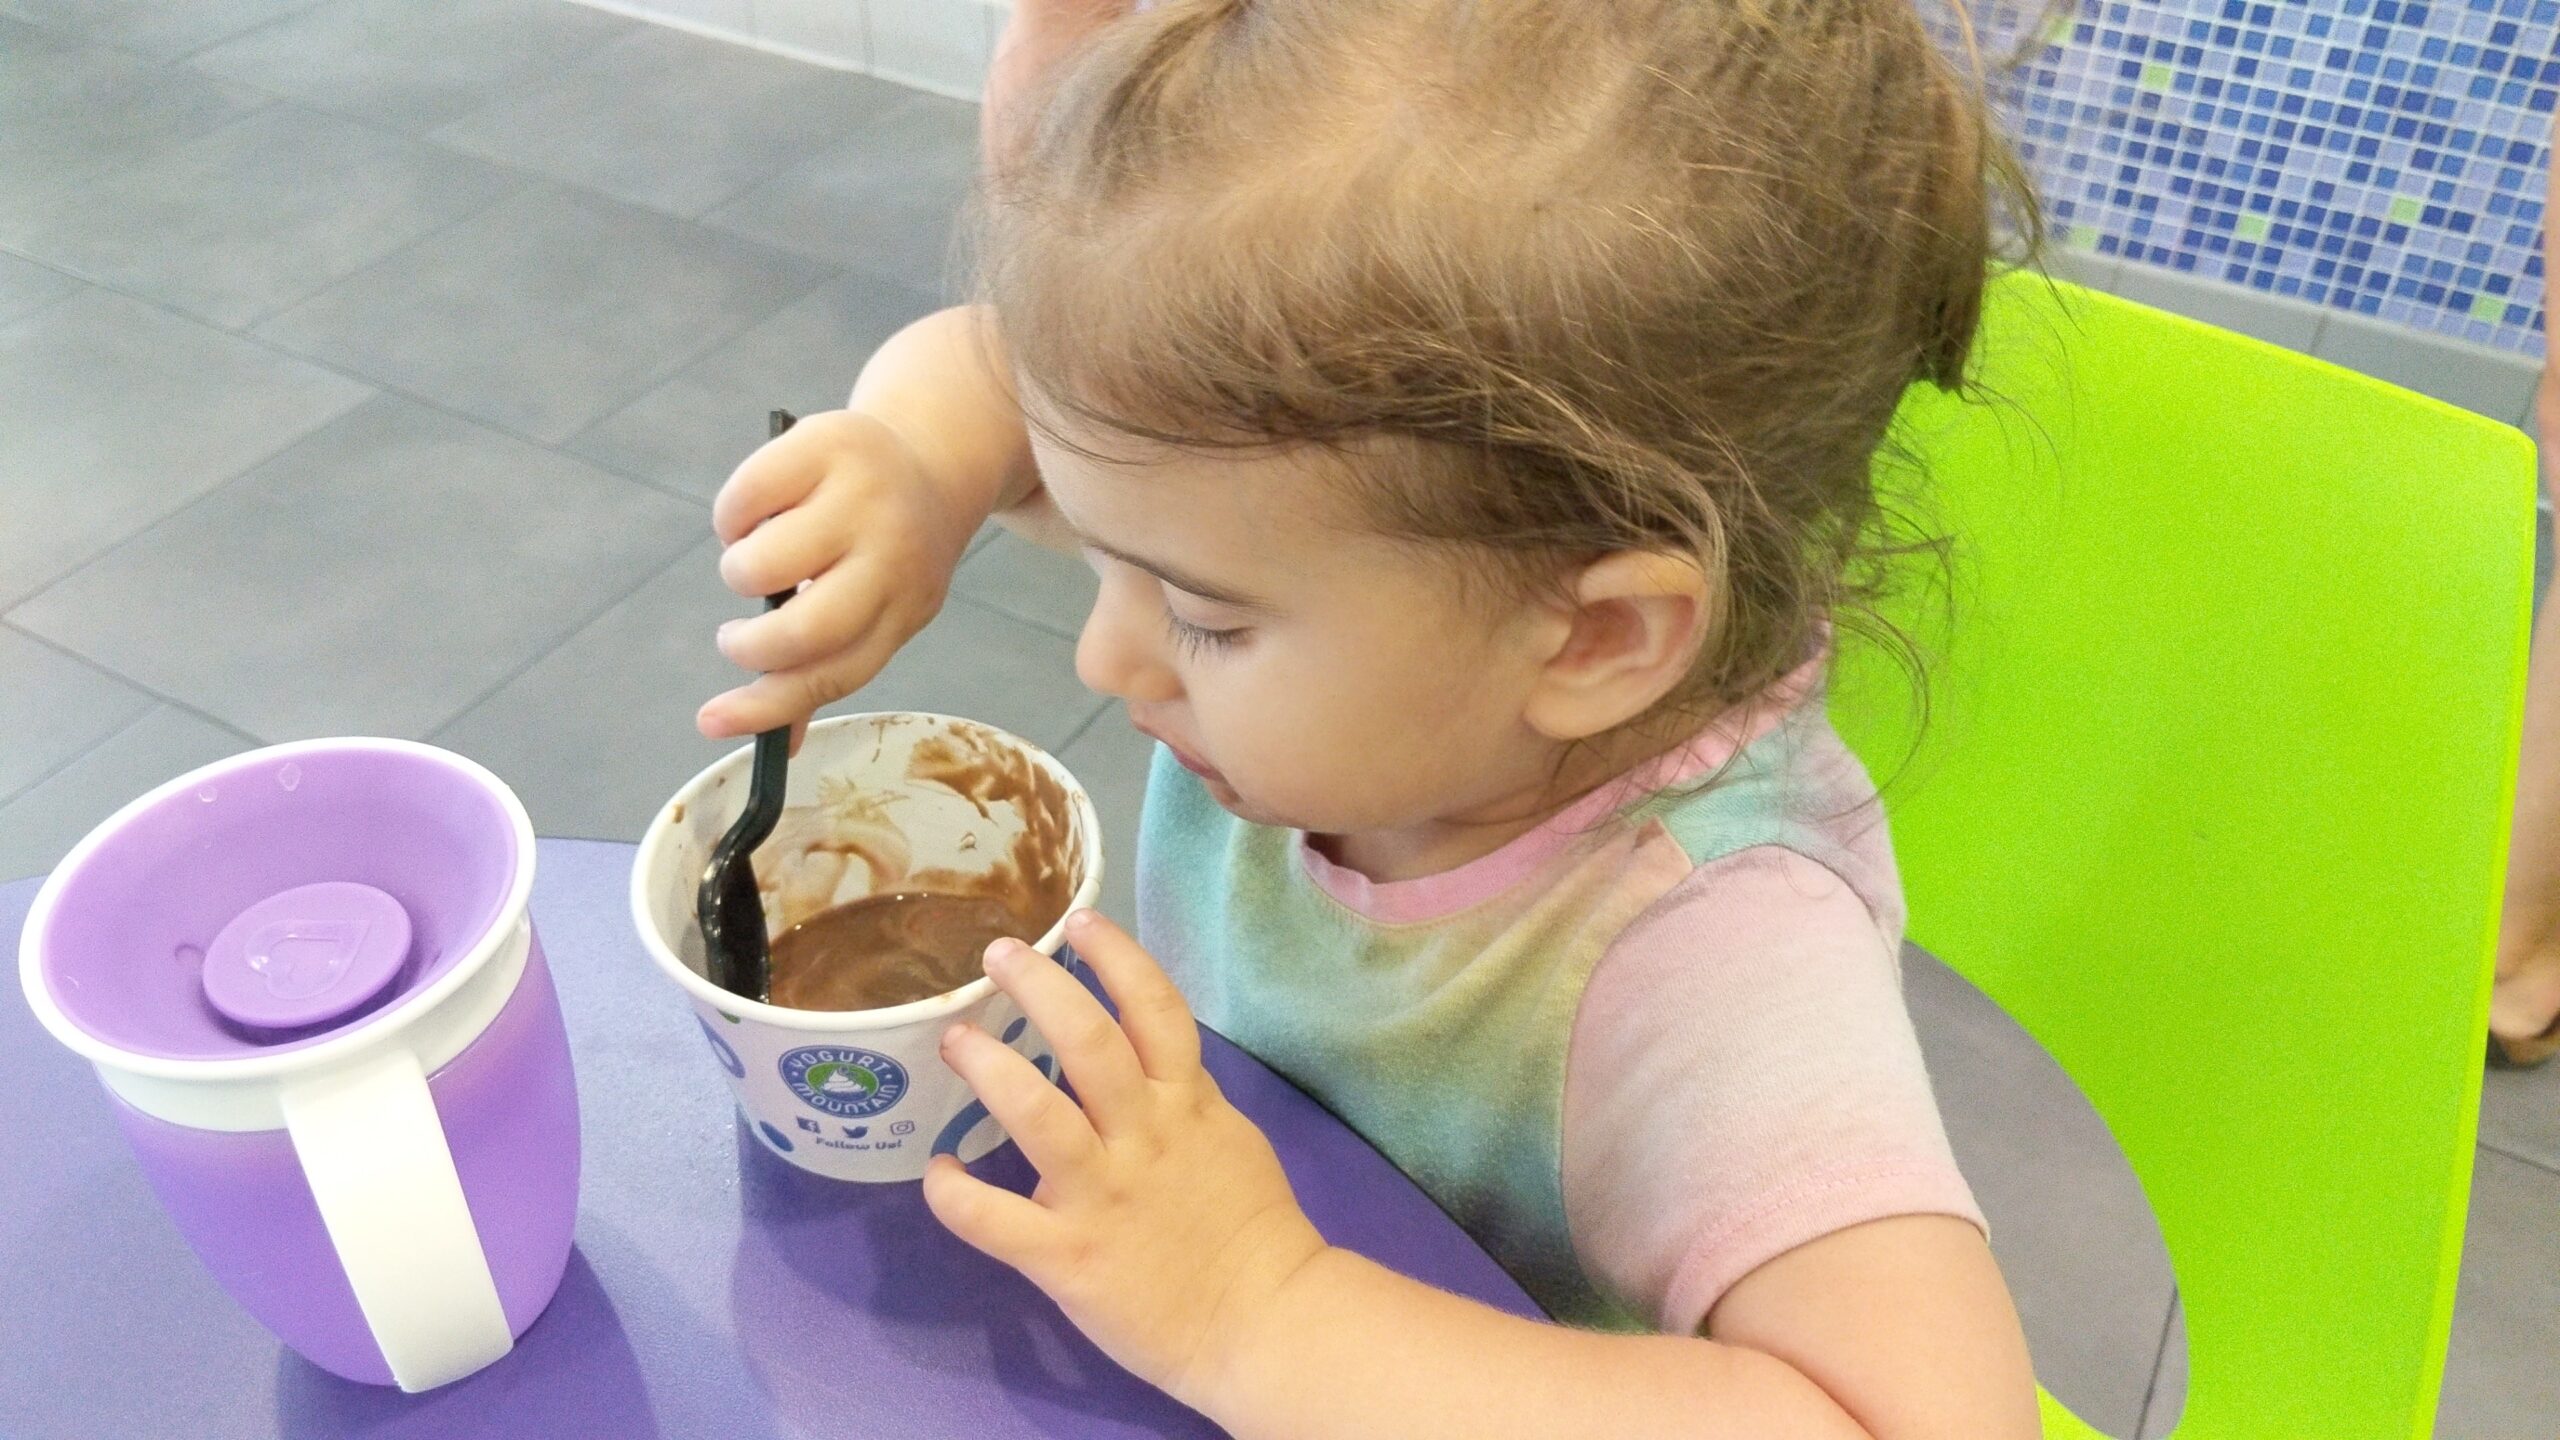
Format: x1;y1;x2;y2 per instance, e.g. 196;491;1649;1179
1075;573;1181;705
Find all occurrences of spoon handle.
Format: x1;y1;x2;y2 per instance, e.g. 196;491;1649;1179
727;411;802;1001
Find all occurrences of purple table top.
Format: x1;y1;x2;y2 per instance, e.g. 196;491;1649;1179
1;838;1537;1439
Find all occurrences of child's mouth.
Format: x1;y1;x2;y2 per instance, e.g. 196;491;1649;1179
1133;721;1232;792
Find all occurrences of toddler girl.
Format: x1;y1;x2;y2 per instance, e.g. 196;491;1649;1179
701;1;2040;1433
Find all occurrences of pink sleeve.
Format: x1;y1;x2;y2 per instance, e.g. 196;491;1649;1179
1559;844;1983;1334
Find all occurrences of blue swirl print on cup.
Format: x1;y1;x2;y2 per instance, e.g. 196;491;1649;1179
697;1017;745;1078
932;1049;1058;1158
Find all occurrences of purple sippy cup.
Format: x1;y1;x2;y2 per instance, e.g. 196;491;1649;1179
17;739;579;1392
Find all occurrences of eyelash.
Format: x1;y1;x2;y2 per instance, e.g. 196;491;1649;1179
1165;611;1246;658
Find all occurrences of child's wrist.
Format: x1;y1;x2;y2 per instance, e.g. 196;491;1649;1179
846;406;1000;551
1178;1235;1348;1425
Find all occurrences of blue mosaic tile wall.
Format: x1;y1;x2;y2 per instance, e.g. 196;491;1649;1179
2008;0;2558;355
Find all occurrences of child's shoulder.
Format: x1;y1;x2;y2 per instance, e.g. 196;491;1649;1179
1562;733;1958;1333
1629;694;1891;881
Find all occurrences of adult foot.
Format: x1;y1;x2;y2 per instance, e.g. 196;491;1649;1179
2490;939;2560;1066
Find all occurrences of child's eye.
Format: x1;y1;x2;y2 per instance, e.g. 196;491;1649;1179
1164;610;1247;658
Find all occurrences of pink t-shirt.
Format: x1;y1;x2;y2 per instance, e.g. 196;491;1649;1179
1143;663;1983;1331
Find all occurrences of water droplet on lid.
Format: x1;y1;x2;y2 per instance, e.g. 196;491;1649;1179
276;763;301;792
195;786;217;803
176;943;204;970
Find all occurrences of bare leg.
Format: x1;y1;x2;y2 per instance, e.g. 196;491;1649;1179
2494;584;2560;1053
2489;112;2560;1061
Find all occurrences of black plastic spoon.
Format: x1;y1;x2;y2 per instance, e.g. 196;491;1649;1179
698;408;801;1001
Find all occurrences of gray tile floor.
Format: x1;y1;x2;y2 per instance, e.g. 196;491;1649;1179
0;4;2547;1434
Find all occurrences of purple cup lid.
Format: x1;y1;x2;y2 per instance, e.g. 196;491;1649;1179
199;882;412;1033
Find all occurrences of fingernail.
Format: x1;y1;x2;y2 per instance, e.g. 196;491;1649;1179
715;620;742;652
1065;908;1097;933
984;938;1025;972
942;1022;968;1050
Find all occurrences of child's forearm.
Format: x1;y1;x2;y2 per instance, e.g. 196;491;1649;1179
1187;1248;1872;1440
847;304;1043;527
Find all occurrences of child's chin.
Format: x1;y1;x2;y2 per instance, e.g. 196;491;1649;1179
1204;777;1278;826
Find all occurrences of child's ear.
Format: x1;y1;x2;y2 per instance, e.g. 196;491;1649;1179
1520;551;1715;743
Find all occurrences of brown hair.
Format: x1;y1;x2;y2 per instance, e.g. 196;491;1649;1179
978;0;2031;730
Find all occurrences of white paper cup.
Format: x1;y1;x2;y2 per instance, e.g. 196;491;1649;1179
630;713;1102;1182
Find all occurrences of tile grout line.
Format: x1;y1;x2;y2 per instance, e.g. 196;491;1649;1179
0;6;201;65
163;59;646;206
0;621;263;750
241;242;846;502
0;378;369;618
1054;695;1117;753
16;31;940;504
6;250;859;751
52;257;734;512
2479;1133;2560;1180
170;0;640;118
675;92;937;228
0;675;157;814
910;591;1109;745
0;240;80;278
16;55;863;503
0;276;89;330
229;99;555;327
960;588;1089;644
420;536;714;746
0;242;98;330
148;0;322;64
547;265;941;477
688;86;980;228
13;95;546;340
939;588;1090;643
13;476;695;760
407;18;939;227
416;558;1095;759
187;103;848;408
156;0;334;66
153;3;872;207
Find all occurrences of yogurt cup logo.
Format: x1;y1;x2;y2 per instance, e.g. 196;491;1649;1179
781;1045;909;1119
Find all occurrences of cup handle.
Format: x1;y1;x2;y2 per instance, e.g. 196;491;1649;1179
279;1048;513;1392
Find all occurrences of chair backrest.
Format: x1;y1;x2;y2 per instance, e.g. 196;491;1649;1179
1829;274;2535;1438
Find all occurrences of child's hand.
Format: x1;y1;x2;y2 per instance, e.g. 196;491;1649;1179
924;910;1330;1409
697;408;980;742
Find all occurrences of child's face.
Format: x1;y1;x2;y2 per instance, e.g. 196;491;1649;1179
1030;423;1564;839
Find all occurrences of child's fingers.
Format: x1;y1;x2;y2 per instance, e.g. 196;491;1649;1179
982;939;1148;1129
712;431;829;545
699;569;918;736
922;1154;1061;1272
716;501;851;602
716;565;879;674
698;683;782;742
696;625;901;739
1062;909;1202;1080
942;1021;1099;1176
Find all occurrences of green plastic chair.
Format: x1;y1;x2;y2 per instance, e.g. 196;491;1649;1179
1827;273;2537;1438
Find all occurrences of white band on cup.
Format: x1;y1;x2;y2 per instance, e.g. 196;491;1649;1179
96;922;530;1134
